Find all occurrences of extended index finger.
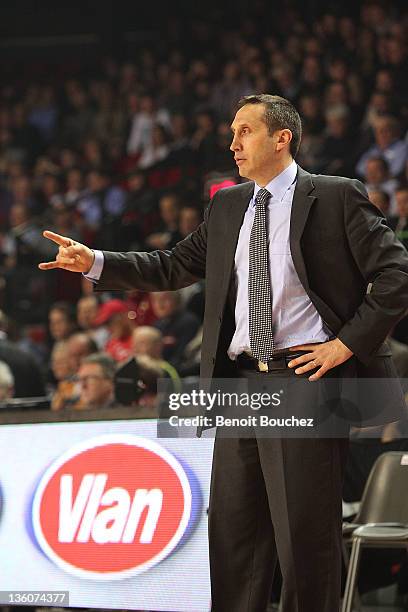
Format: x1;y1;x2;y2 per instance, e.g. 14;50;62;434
43;230;72;247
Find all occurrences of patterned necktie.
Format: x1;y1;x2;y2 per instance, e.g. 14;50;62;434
249;188;275;362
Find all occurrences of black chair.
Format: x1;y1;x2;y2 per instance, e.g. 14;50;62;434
341;451;408;612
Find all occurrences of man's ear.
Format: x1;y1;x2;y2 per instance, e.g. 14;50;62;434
275;129;292;152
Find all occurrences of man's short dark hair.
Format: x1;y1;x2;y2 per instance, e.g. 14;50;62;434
237;94;302;158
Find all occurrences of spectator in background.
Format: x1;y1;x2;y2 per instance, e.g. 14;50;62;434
27;85;58;144
122;169;157;249
51;332;98;409
76;353;116;410
151;291;200;368
2;202;56;268
49;204;82;243
66;332;98;374
131;325;181;391
315;104;355;176
60;83;93;147
145;192;181;249
50;340;71;385
48;302;76;344
94;299;134;363
364;156;399;215
178;205;202;238
64;167;84;206
191;110;218;172
50;340;77;410
77;167;126;233
76;294;108;350
0;361;14;401
356;115;407;179
127;94;170;155
138;123;171;169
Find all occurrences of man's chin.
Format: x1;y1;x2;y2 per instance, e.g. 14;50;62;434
238;166;250;179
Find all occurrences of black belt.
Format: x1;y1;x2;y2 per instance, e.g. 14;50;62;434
236;350;311;373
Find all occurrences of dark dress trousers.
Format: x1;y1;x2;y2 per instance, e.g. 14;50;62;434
95;166;408;612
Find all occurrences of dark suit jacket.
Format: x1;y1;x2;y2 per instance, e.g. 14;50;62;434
96;167;408;428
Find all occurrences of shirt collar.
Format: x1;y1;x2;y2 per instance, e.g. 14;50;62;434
252;159;297;207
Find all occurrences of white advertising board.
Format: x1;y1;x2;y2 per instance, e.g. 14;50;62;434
0;419;214;611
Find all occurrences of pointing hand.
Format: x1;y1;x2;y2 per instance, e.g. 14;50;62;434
38;231;95;274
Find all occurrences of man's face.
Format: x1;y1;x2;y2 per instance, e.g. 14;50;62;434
179;208;200;237
160;197;179;225
78;363;113;408
374;119;396;149
77;297;98;330
366;159;387;184
51;347;72;380
49;309;72;341
151;292;177;319
230;104;280;185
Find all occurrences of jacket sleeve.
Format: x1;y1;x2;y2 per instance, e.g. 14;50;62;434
95;192;217;292
337;179;408;364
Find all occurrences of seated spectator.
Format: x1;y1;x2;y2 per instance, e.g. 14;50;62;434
145;192;182;250
151;291;200;367
76;295;108;349
190;110;218;172
122;169;158;250
126;94;171;156
364;156;399;215
178;205;202;238
66;332;98;373
77;295;98;331
138;123;171;169
50;340;79;410
49;302;76;344
315;105;355;176
2;202;56;268
132;326;181;391
50;340;71;385
76;353;117;409
94;299;134;363
0;360;14;401
76;167;126;249
356;115;407;179
49;204;83;243
64;167;84;206
50;333;97;409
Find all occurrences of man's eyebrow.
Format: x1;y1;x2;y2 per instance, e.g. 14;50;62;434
230;124;249;133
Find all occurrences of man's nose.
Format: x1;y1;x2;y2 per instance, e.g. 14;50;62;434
230;135;241;152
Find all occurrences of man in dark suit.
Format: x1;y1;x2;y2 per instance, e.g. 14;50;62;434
39;94;408;612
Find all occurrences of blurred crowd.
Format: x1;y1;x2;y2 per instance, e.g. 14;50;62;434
0;0;408;412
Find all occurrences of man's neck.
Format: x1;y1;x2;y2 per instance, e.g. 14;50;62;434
255;157;294;188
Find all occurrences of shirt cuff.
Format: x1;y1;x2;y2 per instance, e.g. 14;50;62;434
83;249;104;282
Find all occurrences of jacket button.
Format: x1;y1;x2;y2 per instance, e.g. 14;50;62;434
212;357;216;364
218;315;222;322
